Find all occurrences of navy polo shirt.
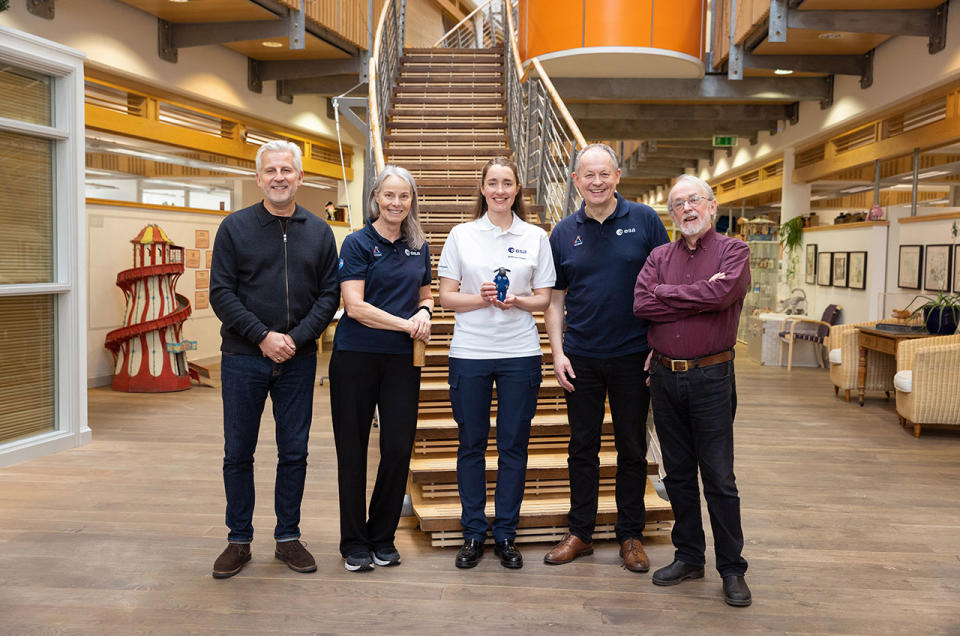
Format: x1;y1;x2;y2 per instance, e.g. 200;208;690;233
334;222;431;354
550;193;670;358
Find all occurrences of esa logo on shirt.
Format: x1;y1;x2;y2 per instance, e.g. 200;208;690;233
507;246;528;259
373;246;382;257
616;227;636;236
404;248;421;256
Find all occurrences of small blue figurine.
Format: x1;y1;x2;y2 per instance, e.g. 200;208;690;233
493;267;511;302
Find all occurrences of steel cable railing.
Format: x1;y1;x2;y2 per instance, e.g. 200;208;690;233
433;0;586;224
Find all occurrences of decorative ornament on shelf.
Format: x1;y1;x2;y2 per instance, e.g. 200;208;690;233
869;204;884;221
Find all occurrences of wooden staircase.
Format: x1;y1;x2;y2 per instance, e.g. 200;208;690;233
386;46;673;547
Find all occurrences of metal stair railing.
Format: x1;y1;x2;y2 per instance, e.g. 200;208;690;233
430;0;586;224
368;0;405;177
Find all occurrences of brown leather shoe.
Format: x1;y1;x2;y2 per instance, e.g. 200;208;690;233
275;539;317;573
544;533;594;565
212;543;251;579
619;537;650;572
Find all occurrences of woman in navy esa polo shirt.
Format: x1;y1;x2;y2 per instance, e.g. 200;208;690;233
437;157;556;570
329;165;433;573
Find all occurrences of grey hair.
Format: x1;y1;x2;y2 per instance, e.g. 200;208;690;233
574;143;620;173
668;174;716;210
256;140;303;174
367;164;425;250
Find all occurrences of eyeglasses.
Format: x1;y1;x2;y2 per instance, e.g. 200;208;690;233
670;193;713;213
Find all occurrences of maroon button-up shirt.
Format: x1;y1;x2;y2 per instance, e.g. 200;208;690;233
633;228;750;359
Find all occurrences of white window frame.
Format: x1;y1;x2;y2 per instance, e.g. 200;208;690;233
0;26;89;466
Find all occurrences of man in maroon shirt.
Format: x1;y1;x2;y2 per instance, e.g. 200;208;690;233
633;175;752;607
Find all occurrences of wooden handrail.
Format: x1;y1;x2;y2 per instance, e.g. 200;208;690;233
433;0;496;48
368;0;394;173
529;58;587;150
504;1;586;150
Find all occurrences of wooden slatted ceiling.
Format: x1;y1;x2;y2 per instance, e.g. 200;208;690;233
117;0;272;22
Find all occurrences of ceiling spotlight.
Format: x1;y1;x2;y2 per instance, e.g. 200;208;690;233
262;41;283;48
818;32;843;40
169;0;190;3
774;69;794;75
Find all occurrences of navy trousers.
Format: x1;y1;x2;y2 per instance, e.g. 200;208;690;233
648;355;748;577
449;355;541;542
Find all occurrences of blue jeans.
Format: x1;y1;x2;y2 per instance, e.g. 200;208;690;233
648;355;748;577
220;351;316;543
449;355;541;543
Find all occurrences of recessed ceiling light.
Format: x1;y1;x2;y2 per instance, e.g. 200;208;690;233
169;0;190;3
774;69;794;75
818;32;843;40
262;41;283;48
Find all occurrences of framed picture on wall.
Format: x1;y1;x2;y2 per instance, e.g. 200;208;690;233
833;252;849;288
898;245;923;289
805;244;817;284
924;244;952;292
954;245;960;292
817;251;833;286
848;251;867;290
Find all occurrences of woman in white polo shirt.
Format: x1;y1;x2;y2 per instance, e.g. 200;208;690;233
437;156;556;570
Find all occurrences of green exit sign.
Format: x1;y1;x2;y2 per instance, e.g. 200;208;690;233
713;135;738;147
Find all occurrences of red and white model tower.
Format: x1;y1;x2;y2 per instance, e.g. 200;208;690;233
105;225;193;392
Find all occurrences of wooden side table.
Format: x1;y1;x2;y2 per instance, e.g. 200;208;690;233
856;326;933;406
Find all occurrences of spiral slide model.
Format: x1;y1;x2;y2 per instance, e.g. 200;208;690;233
104;225;193;392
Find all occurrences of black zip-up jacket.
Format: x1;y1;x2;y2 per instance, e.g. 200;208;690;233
210;201;340;356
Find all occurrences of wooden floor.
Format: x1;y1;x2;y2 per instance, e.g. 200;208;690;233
2;348;960;634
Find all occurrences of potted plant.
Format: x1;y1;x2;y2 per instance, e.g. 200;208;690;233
779;216;805;286
901;292;960;335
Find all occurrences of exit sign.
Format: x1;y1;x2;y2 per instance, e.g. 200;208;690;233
713;135;738;147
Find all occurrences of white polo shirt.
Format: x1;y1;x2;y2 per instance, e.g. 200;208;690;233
438;213;556;359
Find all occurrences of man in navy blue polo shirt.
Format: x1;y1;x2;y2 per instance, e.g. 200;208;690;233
543;143;670;571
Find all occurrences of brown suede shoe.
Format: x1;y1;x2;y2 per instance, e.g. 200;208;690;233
619;537;650;573
275;540;317;573
543;533;594;565
212;543;251;579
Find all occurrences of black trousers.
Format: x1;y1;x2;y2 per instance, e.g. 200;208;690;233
329;349;421;557
564;351;650;542
648;356;748;577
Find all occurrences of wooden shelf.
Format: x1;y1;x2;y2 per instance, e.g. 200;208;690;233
899;211;960;224
801;220;889;233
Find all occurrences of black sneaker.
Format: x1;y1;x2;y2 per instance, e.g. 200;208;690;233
371;546;401;567
344;552;375;572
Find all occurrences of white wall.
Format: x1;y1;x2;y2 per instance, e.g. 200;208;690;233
885;207;960;315
798;224;889;324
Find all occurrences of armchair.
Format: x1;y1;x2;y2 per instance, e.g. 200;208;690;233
895;334;960;437
778;304;842;370
828;321;895;402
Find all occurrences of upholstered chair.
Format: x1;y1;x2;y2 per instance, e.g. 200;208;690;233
895;334;960;437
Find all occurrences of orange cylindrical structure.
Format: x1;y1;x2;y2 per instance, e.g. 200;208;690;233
518;0;706;77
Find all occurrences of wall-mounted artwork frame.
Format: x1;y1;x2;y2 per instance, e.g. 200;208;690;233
833;252;849;288
924;244;952;292
898;245;923;289
805;244;817;285
954;245;960;292
817;251;833;286
848;251;867;290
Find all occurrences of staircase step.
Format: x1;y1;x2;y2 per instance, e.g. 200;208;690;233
388;121;505;130
401;55;503;65
410;486;673;535
386;133;508;143
409;449;632;484
404;47;502;55
385;147;508;157
392;96;505;105
394;85;504;95
415;409;598;440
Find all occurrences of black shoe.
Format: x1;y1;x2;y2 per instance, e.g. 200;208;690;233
371;546;401;567
722;575;752;607
493;539;523;569
455;538;484;569
652;559;705;586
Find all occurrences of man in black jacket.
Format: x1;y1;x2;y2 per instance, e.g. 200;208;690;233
209;140;339;579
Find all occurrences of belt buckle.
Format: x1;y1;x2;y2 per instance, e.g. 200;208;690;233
670;359;689;372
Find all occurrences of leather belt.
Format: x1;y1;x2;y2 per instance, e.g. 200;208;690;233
653;350;733;373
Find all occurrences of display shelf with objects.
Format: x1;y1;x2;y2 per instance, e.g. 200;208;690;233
738;239;779;342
